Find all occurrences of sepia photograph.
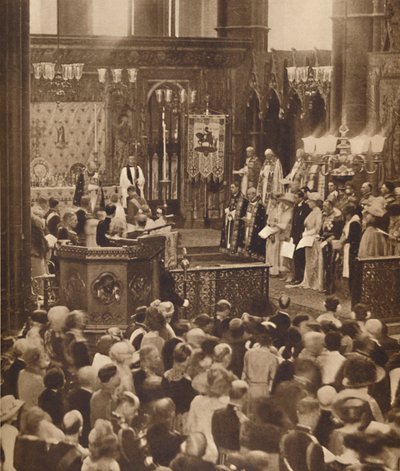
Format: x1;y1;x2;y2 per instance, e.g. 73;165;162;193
1;0;400;470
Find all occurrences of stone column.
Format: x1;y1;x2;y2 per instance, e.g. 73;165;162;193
58;0;93;35
0;0;31;329
372;0;385;51
217;0;269;50
342;0;374;135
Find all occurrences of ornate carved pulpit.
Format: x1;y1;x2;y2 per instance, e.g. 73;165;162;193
58;237;164;331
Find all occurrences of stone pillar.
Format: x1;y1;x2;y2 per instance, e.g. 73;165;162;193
59;0;93;35
372;0;385;51
330;0;346;131
342;0;374;135
0;0;31;329
133;0;169;36
217;0;269;50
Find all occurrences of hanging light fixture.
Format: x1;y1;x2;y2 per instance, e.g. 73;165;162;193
32;0;84;100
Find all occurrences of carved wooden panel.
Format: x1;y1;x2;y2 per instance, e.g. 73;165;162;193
171;263;269;318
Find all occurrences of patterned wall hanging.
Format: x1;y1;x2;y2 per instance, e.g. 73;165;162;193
187;115;226;181
30;102;106;186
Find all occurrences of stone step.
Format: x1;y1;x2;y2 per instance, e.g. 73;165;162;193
387;321;400;336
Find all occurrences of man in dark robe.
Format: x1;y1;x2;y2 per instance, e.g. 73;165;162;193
220;181;248;254
238;187;266;259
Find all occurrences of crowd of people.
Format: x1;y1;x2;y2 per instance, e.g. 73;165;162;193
1;293;399;471
221;148;400;295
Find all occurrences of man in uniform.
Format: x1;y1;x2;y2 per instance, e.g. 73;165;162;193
239;187;266;259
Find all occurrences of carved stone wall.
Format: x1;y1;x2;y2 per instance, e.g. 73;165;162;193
367;52;400;180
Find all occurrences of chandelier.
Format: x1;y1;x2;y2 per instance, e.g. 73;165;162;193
32;0;84;100
97;68;138;97
302;125;385;181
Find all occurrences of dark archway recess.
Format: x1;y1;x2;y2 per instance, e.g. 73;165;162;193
304;90;327;138
282;89;303;175
263;89;281;156
245;90;263;157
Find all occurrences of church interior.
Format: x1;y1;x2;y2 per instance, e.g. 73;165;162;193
1;1;400;470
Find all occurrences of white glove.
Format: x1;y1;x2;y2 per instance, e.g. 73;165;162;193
183;299;189;308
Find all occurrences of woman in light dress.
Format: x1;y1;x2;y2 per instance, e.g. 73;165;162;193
299;192;323;290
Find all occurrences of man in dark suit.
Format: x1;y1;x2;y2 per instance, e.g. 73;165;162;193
289;190;311;285
68;366;97;447
280;397;326;471
96;204;116;247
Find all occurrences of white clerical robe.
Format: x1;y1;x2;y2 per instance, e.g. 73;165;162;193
119;165;145;208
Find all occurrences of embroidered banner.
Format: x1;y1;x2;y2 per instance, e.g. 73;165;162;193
187;115;225;180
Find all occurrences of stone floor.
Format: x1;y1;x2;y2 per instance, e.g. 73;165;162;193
177;228;352;318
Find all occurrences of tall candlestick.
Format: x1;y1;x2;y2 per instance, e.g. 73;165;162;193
162;107;167;181
94;103;98;153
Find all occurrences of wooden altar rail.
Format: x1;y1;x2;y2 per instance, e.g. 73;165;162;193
170;262;270;319
352;256;400;322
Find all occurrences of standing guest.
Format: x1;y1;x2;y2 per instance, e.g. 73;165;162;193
25;309;48;350
360;182;375;210
75;197;90;246
90;364;121;427
326;181;339;204
17;346;48;409
47;410;88;471
162;320;190;371
314;385;339;448
159;264;189;315
342;431;393;471
120;154;146;208
2;338;29;397
63;310;91;375
317;331;346;385
133;345;165;406
109;341;136;395
13;407;53;471
220;181;248;254
316;295;343;329
320;200;344;294
299;192;323;290
96;204;116;247
358;202;388;258
68;366;98;447
380;181;396;209
44;305;69;368
162;343;196;433
288;190;311;286
257;149;284;208
387;202;400;255
31;216;50;283
264;192;295;277
92;335;115;373
109;217;128;240
341;204;362;292
213;343;233;371
352;303;372;334
242;323;279;410
140;307;167;355
147;398;185;467
82;419;120;471
0;395;25;471
344;183;360;207
112;392;148;471
31;196;49;221
38;368;65;427
280;397;326;471
224;319;247;378
170;432;216;471
239;186;267;259
57;210;79;245
187;365;236;463
45;197;60;221
213;299;232;338
212;379;249;461
298;332;326;362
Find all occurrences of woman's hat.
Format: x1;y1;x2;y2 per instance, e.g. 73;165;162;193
364;200;386;218
342;353;386;388
159;301;175;317
307;192;322;201
0;395;24;421
332;396;369;423
279;192;296;205
317;385;337;411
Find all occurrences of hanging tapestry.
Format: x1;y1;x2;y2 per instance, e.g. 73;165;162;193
30;102;106;186
187;115;225;180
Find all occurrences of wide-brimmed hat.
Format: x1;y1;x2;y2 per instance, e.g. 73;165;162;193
0;395;24;421
332;395;369;423
364;200;386;218
159;301;175;317
279;192;296;205
317;385;338;411
342;353;386;388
